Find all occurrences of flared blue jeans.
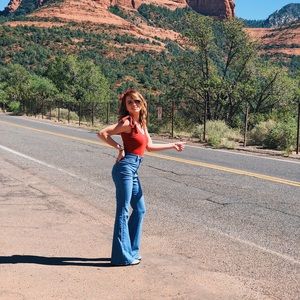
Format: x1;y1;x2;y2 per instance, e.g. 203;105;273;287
111;153;146;265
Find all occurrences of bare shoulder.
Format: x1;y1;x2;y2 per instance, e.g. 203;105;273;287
121;118;130;127
100;119;130;135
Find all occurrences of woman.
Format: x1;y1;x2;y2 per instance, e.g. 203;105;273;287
98;89;185;266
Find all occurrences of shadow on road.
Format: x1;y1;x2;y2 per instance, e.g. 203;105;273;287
0;255;113;267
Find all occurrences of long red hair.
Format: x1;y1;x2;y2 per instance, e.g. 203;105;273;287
118;89;148;128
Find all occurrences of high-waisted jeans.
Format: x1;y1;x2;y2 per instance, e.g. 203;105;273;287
111;153;146;265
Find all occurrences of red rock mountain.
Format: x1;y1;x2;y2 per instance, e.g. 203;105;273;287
2;0;237;54
3;0;235;19
187;0;234;19
3;0;21;13
246;25;300;57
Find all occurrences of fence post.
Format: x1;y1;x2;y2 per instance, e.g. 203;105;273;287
296;101;300;155
106;101;110;124
41;99;44;119
203;98;207;142
79;103;81;126
91;102;94;126
58;107;60;122
171;100;175;138
243;105;249;147
34;99;37;118
145;95;150;128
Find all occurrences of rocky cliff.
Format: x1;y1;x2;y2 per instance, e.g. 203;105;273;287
3;0;22;14
187;0;235;19
266;3;300;28
3;0;48;15
2;0;235;19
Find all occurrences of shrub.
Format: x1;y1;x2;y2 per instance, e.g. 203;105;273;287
192;120;242;148
249;120;276;145
108;5;128;19
8;101;21;114
50;108;79;121
264;119;297;153
248;118;297;153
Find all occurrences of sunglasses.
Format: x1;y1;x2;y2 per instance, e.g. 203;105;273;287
126;99;142;106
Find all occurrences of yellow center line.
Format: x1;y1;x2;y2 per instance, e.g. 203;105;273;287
148;153;300;187
0;119;101;145
1;119;300;188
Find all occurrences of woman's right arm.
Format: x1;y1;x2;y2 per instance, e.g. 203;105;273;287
97;120;130;150
97;120;130;161
97;122;125;150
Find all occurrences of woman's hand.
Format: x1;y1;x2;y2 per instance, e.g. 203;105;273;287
173;142;186;152
116;149;125;162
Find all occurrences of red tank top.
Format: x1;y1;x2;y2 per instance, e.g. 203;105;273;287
121;116;147;156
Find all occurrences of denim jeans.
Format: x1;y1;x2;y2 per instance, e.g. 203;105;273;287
111;153;146;265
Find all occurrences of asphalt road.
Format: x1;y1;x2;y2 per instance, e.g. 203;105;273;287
0;113;299;299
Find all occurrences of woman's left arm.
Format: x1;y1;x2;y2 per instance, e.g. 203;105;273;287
145;127;185;152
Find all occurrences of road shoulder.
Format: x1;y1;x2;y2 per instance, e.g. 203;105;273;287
0;156;272;300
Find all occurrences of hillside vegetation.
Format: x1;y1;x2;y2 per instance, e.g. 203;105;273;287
0;5;299;152
242;4;300;65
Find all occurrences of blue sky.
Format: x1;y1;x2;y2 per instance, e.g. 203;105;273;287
235;0;299;20
0;0;299;20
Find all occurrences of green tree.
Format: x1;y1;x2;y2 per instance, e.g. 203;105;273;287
46;55;80;119
27;75;58;118
77;60;110;125
214;19;257;124
46;55;110;124
182;13;216;123
0;83;8;111
0;64;32;114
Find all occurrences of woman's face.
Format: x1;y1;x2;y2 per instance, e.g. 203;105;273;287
125;96;142;114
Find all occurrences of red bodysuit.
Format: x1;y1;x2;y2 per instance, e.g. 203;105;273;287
121;116;147;156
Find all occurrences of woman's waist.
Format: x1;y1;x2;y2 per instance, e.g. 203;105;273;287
124;152;144;161
113;153;143;174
